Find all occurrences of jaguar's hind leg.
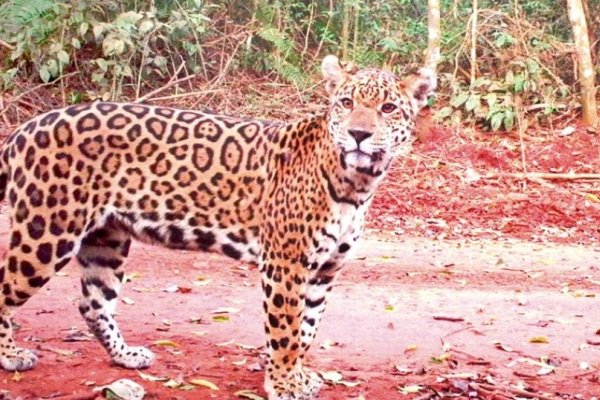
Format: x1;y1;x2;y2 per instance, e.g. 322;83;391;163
77;227;154;369
0;230;74;371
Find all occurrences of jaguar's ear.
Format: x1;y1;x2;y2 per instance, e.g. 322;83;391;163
321;55;353;96
403;67;437;112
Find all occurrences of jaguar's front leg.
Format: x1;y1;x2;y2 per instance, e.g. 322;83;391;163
261;262;338;400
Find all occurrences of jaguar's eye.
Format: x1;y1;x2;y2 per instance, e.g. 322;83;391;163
340;98;354;109
381;103;397;114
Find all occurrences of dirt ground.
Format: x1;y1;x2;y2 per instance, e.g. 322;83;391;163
1;211;600;399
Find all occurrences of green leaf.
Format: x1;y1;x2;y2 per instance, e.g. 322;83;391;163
139;19;154;35
449;93;469;108
435;106;453;120
46;59;59;76
103;37;126;56
514;75;526;93
92;24;105;40
95;58;109;72
79;22;89;37
490;112;504;131
57;50;69;65
465;95;480;112
503;110;515;131
483;93;497;106
39;65;50;83
71;38;81;49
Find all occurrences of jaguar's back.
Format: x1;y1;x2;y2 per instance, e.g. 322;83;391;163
0;102;288;262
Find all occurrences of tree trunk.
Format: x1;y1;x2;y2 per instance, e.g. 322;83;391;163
469;0;478;88
567;0;598;126
341;0;351;59
425;0;441;71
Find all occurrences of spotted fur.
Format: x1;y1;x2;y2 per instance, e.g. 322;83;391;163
0;56;435;400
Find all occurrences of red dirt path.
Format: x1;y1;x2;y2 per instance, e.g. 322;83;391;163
2;225;600;399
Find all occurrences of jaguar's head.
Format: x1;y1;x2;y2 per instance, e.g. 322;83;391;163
322;55;436;171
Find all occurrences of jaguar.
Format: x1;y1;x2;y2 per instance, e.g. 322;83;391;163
0;55;435;399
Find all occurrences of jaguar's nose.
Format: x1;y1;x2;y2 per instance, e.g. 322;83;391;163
348;129;373;145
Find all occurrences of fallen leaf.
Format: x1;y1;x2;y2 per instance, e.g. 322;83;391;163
319;370;343;383
138;371;168;382
153;339;179;347
398;384;423;394
430;353;451;363
11;371;23;382
318;370;360;387
585;193;600;203
394;365;413;375
529;336;549;344
319;340;339;350
193;279;212;287
162;285;179;293
234;390;265;400
163;379;180;388
493;341;513;352
63;330;94;342
189;378;219;390
95;379;145;400
212;315;230;323
559;126;576;137
537;365;554;376
236;343;260;351
247;362;262;372
404;344;417;352
338;380;360;387
442;372;477;379
122;297;135;305
211;307;241;314
163;378;196;391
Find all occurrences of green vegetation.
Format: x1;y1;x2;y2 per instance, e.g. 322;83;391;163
0;0;597;130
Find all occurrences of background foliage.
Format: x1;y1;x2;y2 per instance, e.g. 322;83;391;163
0;0;597;130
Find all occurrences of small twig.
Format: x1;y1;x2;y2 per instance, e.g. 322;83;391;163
190;37;245;109
471;382;556;400
314;0;334;60
135;62;193;103
0;38;14;50
0;72;78;120
484;172;600;181
44;394;98;400
144;89;225;102
569;368;597;378
0;96;10;127
433;315;465;322
413;393;436;400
